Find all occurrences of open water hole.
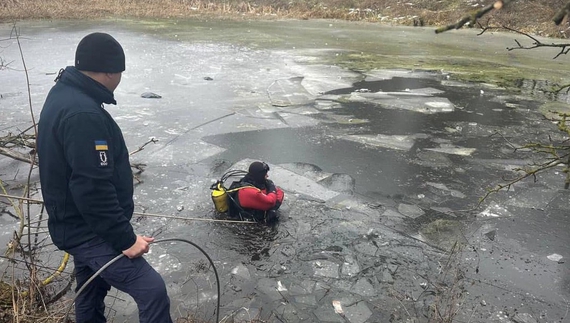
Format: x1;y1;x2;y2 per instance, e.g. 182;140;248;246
202;76;543;205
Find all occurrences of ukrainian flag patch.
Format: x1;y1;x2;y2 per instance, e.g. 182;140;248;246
94;140;108;151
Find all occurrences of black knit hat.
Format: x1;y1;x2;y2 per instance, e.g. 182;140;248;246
75;32;125;73
248;161;269;183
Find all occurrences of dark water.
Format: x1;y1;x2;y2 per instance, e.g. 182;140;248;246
202;75;544;208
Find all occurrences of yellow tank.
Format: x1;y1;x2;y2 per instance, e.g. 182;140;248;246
211;183;228;213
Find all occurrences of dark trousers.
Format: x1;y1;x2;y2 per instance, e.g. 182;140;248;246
67;237;173;323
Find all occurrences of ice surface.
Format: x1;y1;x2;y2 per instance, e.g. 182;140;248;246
344;301;373;323
342;134;419;151
312;260;340;278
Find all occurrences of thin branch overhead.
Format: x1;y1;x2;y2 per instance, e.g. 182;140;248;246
436;0;570;34
435;0;515;34
477;24;570;59
501;26;570;59
478;112;570;205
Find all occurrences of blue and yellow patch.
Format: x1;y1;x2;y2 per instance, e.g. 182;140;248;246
94;140;108;151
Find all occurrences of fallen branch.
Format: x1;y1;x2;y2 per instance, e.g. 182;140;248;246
0;133;36;148
0;147;34;164
129;137;159;156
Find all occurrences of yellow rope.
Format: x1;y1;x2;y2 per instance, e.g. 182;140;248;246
41;252;69;286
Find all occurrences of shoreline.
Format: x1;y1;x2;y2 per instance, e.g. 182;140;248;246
1;0;568;38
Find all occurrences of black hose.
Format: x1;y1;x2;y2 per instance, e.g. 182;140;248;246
221;170;247;183
61;238;220;323
210;170;246;191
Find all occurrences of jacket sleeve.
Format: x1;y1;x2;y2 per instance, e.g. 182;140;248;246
61;112;136;252
238;187;278;211
276;187;284;204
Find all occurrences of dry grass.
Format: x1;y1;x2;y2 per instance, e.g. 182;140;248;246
1;0;570;37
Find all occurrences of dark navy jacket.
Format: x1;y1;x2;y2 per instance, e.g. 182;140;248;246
37;66;136;252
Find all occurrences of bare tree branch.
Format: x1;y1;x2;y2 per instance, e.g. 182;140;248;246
435;0;515;34
129;137;159;156
13;24;37;138
0;147;34;164
476;22;570;61
493;25;570;58
473;20;570;94
479;112;570;205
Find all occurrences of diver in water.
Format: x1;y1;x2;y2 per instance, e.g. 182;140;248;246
227;161;285;223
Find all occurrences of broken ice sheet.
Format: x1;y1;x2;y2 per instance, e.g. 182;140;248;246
478;203;513;218
332;300;343;314
547;254;563;262
425;145;476;156
230;263;251;280
277;281;288;291
342;134;418;151
312;260;340;278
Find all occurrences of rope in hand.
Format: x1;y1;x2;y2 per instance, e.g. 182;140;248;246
61;238;221;323
0;192;246;322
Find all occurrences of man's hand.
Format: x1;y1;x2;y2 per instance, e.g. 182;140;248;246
122;235;154;259
266;179;276;193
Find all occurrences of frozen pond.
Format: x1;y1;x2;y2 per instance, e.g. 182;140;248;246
1;19;570;322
